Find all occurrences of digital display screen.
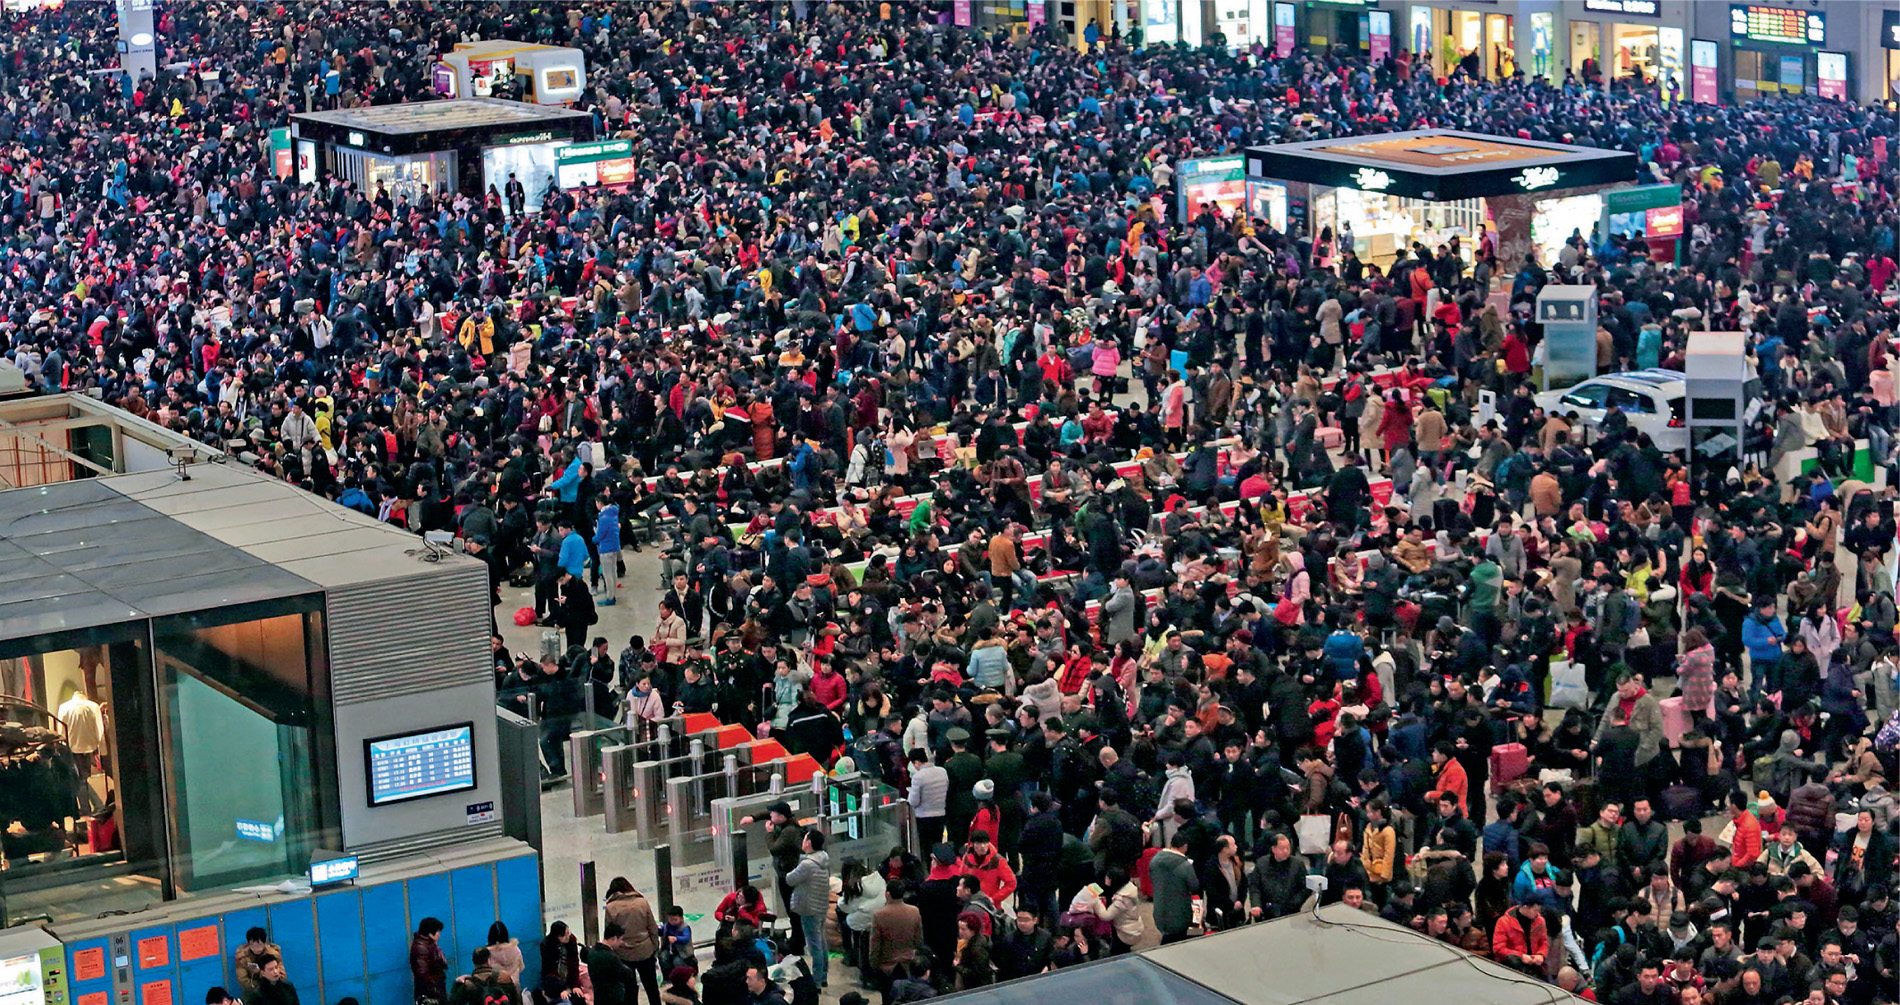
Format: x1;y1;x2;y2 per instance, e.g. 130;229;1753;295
1729;5;1823;46
0;952;43;1005
365;723;476;806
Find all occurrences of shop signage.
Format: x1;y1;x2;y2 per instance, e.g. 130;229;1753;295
1351;166;1394;191
1177;155;1247;220
1605;182;1684;240
346;130;366;148
1884;9;1900;50
1511;166;1561;191
503;131;556;146
1729;5;1824;47
235;818;278;842
1584;0;1659;17
555;139;634;165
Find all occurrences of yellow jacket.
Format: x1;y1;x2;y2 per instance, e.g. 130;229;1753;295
458;314;496;356
1362;823;1396;883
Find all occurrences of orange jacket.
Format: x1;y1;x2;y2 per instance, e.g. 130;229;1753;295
1728;811;1763;867
1491;910;1549;965
1431;758;1470;815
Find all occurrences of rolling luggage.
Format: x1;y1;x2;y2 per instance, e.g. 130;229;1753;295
1659;695;1692;746
1490;742;1529;793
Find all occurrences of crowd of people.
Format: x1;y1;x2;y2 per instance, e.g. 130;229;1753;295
6;1;1900;1005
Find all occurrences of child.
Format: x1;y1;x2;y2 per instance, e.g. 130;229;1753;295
659;906;694;973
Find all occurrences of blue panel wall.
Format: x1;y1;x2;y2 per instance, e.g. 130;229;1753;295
60;851;540;1005
496;855;542;988
448;866;497;978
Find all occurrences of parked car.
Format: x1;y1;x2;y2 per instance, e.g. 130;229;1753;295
1533;369;1687;452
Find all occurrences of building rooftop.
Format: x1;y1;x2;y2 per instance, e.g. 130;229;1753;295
291;97;591;136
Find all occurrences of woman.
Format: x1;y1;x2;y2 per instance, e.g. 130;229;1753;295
839;858;887;972
660;968;699;1005
954;911;994;989
557;570;597;650
1674;627;1717;719
539;922;581;1002
714;884;771;935
1358;389;1386;468
1829;809;1895;896
1680;547;1715;600
1798;606;1840;675
603;878;662;1005
1090;869;1144;955
484;923;523;986
1474;853;1512;934
410;918;448;1005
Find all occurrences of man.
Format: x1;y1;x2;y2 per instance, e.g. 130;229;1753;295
787;830;832;988
450;949;521;1005
1492;900;1550;977
1614;962;1675;1005
251;957;300;1005
908;750;949;850
993;908;1055;980
868;884;925;999
233;927;283;997
1151;830;1199;944
1321;839;1370;907
743;965;788;1005
1726;791;1765;868
1248;832;1309;921
1426;741;1470;816
757;801;808;954
1619;798;1670;882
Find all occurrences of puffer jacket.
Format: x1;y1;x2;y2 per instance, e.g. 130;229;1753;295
787;849;831;917
1783;782;1836;843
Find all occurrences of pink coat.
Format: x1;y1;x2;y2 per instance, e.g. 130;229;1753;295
1090;341;1121;377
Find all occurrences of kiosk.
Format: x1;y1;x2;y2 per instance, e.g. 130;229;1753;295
1685;330;1758;483
435;41;586;105
290;99;595;212
1243;130;1639;272
0;396;540;1005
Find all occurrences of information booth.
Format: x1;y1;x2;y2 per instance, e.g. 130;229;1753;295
290;99;594;212
0;396;539;1005
1243;130;1639;273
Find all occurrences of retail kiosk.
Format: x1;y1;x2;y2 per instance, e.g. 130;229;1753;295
434;40;587;105
1243;129;1639;272
0;396;540;1005
290;98;595;212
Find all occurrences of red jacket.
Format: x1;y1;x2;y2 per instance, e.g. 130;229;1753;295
957;848;1017;905
1491;910;1549;965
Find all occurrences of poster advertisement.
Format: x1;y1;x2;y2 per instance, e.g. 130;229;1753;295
270;127;292;180
1657;27;1684;101
1176;155;1247;222
1368;9;1392;64
1026;0;1044;26
1272;1;1295;57
1779;55;1804;94
952;0;970;27
1689;39;1718;105
1817;51;1847;100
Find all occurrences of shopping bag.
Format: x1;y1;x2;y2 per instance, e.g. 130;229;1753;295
1296;813;1332;855
1548;659;1589;710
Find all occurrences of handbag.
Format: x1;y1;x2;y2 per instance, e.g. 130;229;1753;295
1548;659;1589;710
1296;813;1332;855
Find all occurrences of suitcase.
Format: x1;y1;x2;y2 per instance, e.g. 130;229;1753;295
1659;695;1691;746
1489;742;1529;793
1659;784;1700;821
1317;426;1345;451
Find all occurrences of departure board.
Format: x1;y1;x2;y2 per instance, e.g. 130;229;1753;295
365;723;476;805
1729;5;1824;46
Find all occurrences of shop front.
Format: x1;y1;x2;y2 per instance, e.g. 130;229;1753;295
435;40;586;105
1245;129;1638;273
1884;9;1900;101
1563;0;1684;88
1407;3;1516;79
290;99;594;213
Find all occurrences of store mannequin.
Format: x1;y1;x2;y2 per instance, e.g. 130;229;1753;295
57;687;103;768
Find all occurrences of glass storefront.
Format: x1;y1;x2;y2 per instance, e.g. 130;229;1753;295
1412;7;1512;80
482;142;563;214
330;148;456;208
1315;186;1485;272
1610;22;1660;84
0;599;339;926
1571;21;1600;81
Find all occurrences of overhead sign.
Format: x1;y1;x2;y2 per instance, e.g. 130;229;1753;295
502;131;556;146
309;855;360;886
1729;5;1824;47
1885;9;1900;50
1606;183;1685;240
1584;0;1659;17
555;138;634;165
1512;166;1562;191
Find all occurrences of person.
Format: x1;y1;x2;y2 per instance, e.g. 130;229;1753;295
252;958;300;1005
541;922;583;1002
484;923;523;986
743;965;788;1005
411;919;449;1005
993;909;1054;981
234;928;282;998
449;949;520;1005
953;912;993;989
1150;830;1199;944
1091;870;1144;956
840;858;887;973
661;967;700;1005
603;878;663;1005
786;830;833;989
1492;901;1549;977
869;883;925;1000
589;924;642;1005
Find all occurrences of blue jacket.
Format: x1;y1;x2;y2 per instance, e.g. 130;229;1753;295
558;530;589;579
1323;631;1362;680
1513;860;1559;903
1483;819;1522;871
550;457;583;503
1742;612;1786;663
594;504;620;554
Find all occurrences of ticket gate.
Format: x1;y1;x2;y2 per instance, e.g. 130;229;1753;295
709;773;916;903
569;715;718;817
602;740;708;835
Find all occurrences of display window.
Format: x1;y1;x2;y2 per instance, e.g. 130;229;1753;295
1571;22;1600;80
0;598;338;927
1531;194;1606;271
1317;187;1485;272
1611;23;1660;84
1887;50;1900;101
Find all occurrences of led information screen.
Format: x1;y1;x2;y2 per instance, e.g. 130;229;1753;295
366;723;476;805
1729;5;1824;47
